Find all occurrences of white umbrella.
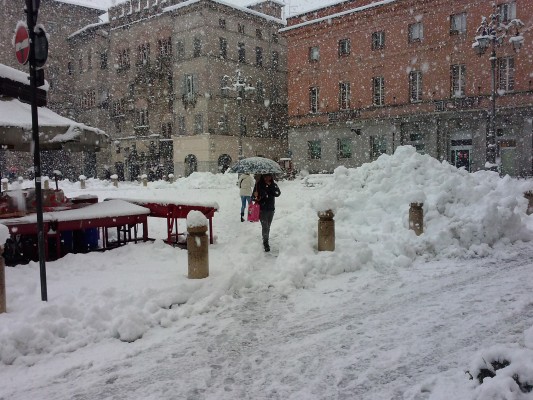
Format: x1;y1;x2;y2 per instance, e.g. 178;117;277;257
228;157;283;175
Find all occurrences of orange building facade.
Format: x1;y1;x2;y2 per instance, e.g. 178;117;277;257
281;0;533;176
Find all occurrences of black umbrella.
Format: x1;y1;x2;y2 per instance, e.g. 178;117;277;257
228;157;283;175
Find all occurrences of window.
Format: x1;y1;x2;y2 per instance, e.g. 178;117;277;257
176;40;185;60
238;23;245;34
309;46;319;62
238;42;245;63
271;51;279;69
409;22;424;42
372;76;385;106
271;85;280;104
409;71;422;102
68;61;73;75
408;127;425;153
178;116;186;135
309;86;319;113
87;52;92;69
220;75;230;97
370;136;387;159
219;18;226;29
451;64;466;97
338;39;350;56
256;28;263;39
339;82;350;110
118;48;130;70
497;2;516;22
239;115;247;137
158;37;172;57
161;122;172;138
450;13;467;34
100;51;108;69
218;114;229;133
184;74;196;98
194;114;203;134
272;33;279;43
128;83;135;97
219;37;227;59
308;140;321;159
256;80;264;102
193;37;201;58
78;55;83;73
372;31;385;50
337;138;352;159
137;43;150;65
137;109;149;127
255;47;263;66
498;57;515;92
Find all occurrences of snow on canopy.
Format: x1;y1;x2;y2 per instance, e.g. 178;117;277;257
0;64;49;92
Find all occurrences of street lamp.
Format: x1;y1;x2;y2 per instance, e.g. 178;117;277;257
472;12;524;170
223;70;255;160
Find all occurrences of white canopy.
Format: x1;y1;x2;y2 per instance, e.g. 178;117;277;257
0;97;109;152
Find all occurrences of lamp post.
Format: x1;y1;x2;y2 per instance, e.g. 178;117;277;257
472;11;524;170
223;70;255;160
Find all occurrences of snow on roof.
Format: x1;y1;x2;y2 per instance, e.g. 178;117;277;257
68;21;109;39
246;0;285;8
163;0;285;25
0;64;49;92
280;0;398;32
54;0;109;11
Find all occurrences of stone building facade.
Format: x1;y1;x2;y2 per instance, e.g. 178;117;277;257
281;0;533;176
0;1;105;179
67;0;288;179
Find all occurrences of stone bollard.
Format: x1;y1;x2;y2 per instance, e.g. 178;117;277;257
111;174;118;188
1;178;8;192
187;211;209;279
168;173;175;183
0;244;5;313
43;178;50;190
525;191;533;215
17;176;24;185
409;203;424;236
79;175;86;189
141;174;148;187
318;209;335;251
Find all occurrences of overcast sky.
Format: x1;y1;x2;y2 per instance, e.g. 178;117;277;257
68;0;337;18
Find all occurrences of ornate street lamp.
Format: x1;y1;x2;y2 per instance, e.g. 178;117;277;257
472;11;524;170
222;70;255;160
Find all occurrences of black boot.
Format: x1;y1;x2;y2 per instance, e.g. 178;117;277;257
241;212;244;222
263;239;270;252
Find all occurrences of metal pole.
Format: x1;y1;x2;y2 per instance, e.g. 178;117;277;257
26;0;48;301
488;48;497;168
238;97;243;160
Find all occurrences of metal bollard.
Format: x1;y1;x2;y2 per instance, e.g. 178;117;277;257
525;191;533;215
409;203;424;236
79;175;86;189
17;176;24;185
0;245;6;314
1;178;7;192
187;224;209;279
318;209;335;251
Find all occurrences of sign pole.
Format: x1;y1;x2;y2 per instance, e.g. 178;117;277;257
26;0;47;301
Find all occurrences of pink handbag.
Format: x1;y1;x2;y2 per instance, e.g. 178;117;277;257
247;202;260;222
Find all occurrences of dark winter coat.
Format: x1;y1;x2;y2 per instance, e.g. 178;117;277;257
254;180;281;211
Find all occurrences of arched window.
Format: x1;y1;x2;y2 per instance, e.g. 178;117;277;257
184;154;197;176
218;154;232;173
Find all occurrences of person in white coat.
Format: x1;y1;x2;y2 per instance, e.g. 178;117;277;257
238;173;254;222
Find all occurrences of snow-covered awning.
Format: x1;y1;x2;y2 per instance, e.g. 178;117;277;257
0;97;109;152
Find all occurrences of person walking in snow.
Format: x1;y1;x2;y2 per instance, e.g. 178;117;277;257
252;174;281;252
238;173;254;222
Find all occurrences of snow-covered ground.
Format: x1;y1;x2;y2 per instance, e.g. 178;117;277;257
1;147;533;399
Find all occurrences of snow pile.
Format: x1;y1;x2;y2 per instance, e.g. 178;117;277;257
178;171;236;189
313;146;532;258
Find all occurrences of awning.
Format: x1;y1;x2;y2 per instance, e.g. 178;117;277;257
0;97;109;152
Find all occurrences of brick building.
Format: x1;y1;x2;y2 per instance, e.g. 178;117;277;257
281;0;533;176
0;1;105;178
67;0;288;179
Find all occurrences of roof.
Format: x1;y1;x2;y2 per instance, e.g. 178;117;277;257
0;98;109;152
280;0;398;32
0;64;49;92
54;0;109;11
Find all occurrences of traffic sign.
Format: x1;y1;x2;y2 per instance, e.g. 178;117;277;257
14;25;30;65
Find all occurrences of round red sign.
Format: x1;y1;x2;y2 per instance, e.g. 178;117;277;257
14;25;30;65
